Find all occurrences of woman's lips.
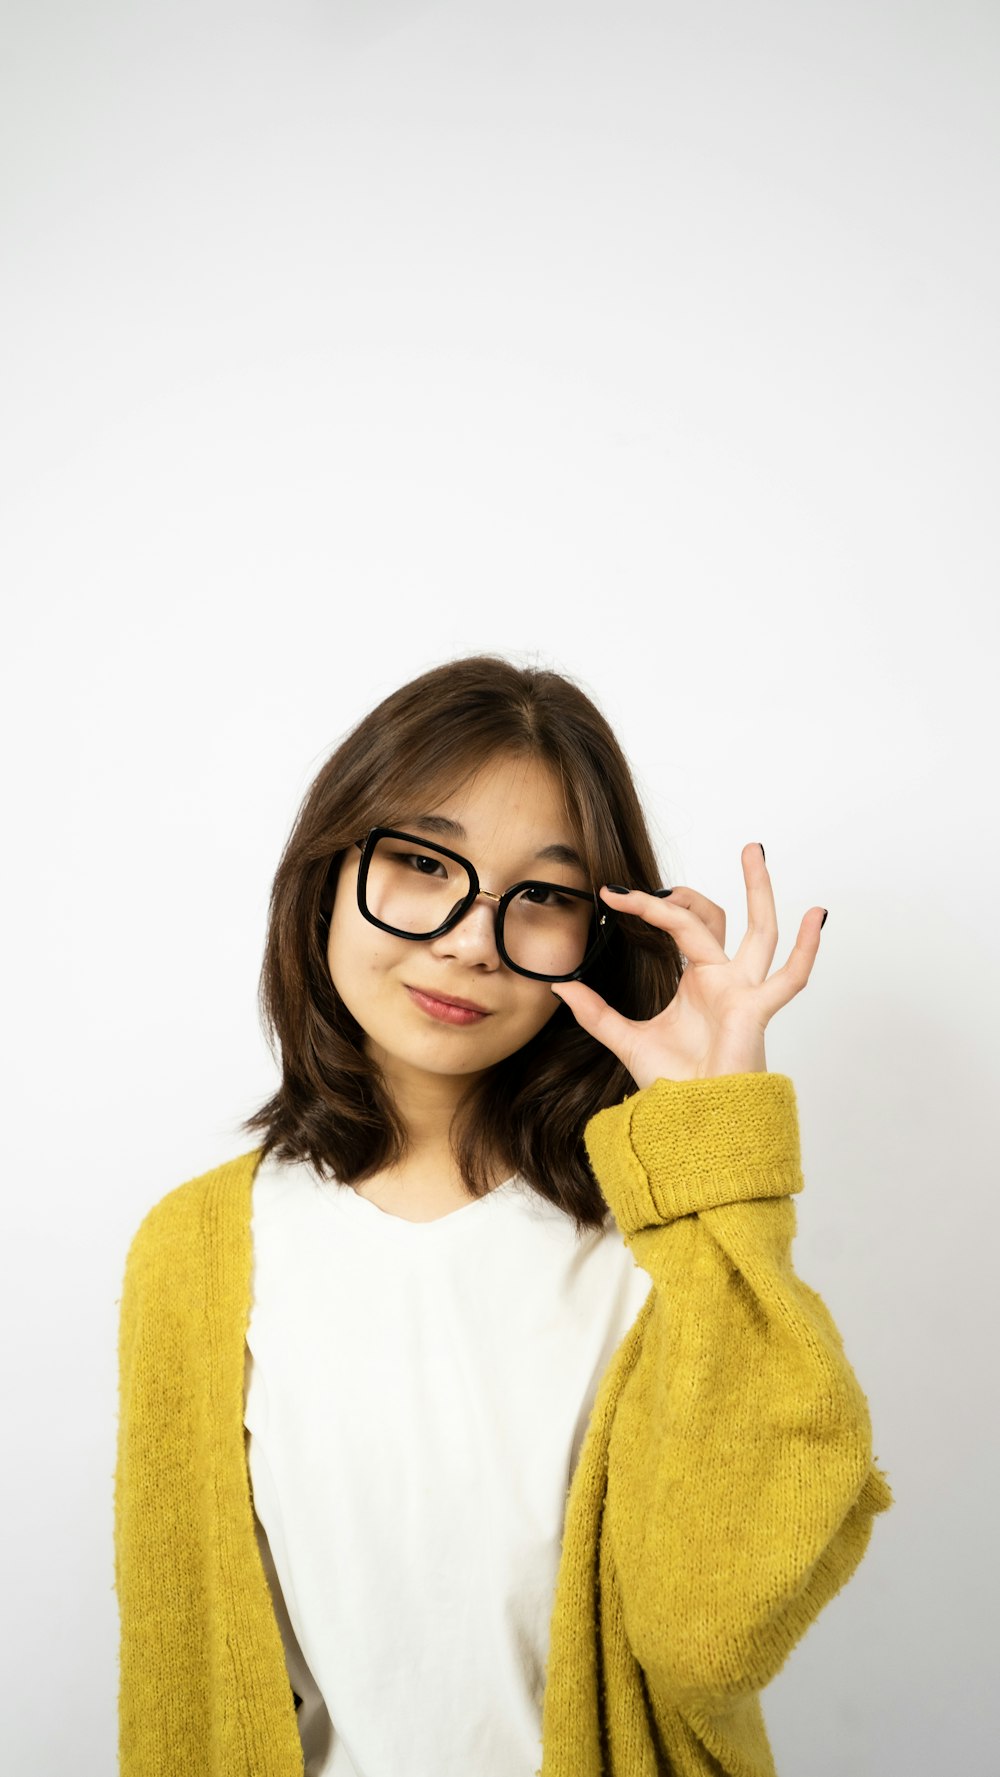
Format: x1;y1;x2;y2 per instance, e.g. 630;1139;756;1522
404;985;490;1025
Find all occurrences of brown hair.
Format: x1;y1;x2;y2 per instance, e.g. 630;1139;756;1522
240;654;681;1234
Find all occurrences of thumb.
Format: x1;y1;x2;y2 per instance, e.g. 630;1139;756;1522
551;978;636;1070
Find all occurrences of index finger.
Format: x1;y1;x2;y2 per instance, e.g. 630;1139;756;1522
600;884;728;963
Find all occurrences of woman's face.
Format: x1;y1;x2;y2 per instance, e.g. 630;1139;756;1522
326;751;588;1097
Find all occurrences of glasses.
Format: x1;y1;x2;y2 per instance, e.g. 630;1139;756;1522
352;826;617;983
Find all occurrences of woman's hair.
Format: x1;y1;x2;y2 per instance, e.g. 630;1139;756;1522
240;654;681;1234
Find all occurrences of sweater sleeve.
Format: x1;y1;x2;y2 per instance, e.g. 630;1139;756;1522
114;1182;307;1777
114;1206;214;1769
582;1071;894;1710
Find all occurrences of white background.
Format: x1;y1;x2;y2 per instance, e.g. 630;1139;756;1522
2;2;997;1770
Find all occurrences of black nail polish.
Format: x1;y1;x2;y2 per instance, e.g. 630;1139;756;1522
758;843;766;861
606;883;630;894
652;887;673;897
820;909;828;928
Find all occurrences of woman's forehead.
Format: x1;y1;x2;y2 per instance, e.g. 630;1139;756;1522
409;755;571;827
392;754;593;867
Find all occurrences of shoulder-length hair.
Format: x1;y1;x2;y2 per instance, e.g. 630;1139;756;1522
240;654;681;1234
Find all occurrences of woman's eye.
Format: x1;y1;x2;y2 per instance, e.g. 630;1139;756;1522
522;885;571;906
405;852;446;876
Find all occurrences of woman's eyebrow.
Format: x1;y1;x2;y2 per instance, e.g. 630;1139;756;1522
403;814;585;872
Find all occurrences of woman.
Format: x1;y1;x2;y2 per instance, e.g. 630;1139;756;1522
114;654;893;1777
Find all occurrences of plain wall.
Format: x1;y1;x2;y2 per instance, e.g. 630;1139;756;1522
2;2;997;1770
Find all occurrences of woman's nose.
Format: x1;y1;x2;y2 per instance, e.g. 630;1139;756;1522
429;893;501;965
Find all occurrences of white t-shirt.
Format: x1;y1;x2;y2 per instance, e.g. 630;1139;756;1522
244;1150;654;1777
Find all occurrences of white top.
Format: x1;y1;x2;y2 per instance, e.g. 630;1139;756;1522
244;1150;654;1777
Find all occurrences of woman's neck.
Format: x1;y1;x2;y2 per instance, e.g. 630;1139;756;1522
361;1048;506;1214
371;1044;484;1153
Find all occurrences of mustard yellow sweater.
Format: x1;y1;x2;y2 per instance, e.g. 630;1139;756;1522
114;1072;893;1775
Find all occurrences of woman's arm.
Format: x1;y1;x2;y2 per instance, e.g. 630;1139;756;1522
584;1071;893;1708
114;1208;215;1768
114;1173;308;1776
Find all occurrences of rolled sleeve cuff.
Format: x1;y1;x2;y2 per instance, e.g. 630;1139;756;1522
583;1072;804;1235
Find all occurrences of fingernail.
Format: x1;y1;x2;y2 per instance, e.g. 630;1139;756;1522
820;909;829;928
758;843;766;861
606;883;630;894
652;887;673;897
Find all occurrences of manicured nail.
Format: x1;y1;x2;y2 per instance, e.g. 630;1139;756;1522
758;843;766;861
606;883;630;894
820;909;829;928
652;887;673;897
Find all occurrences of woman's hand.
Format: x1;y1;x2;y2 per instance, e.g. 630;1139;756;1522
551;843;827;1087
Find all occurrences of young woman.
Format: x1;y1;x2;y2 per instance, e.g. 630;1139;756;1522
114;654;893;1777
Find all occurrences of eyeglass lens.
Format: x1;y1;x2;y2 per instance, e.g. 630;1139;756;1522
363;833;595;977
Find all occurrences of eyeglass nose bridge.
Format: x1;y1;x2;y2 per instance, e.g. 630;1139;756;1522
441;883;504;939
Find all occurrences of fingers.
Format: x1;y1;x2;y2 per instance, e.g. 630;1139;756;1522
550;977;639;1073
601;884;728;965
731;841;779;982
755;907;826;1018
600;855;825;1024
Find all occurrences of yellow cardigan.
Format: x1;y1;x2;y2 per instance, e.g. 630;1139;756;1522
114;1072;893;1775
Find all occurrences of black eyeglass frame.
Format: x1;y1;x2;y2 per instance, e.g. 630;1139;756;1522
352;825;618;983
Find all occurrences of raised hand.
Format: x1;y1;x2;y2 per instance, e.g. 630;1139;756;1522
552;843;827;1087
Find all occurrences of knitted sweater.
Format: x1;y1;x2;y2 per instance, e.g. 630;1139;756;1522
114;1072;893;1775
